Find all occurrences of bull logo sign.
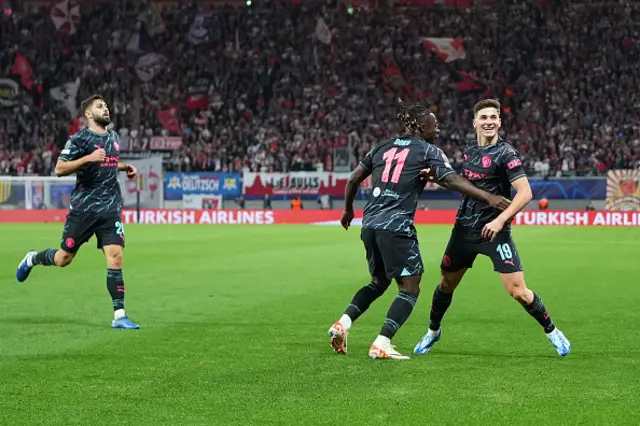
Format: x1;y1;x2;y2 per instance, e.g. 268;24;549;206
606;169;640;211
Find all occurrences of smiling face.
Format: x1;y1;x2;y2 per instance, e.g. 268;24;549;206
473;106;501;145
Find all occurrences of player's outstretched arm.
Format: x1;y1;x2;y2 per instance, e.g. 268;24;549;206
441;173;511;211
493;176;531;222
481;176;532;240
55;149;106;177
341;164;370;230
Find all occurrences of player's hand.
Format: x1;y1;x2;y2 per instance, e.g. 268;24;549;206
125;164;137;179
341;209;354;230
87;148;106;163
481;218;505;241
486;194;511;211
419;168;437;183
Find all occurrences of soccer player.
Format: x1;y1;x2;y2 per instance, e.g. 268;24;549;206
328;101;511;360
414;99;571;356
16;94;140;330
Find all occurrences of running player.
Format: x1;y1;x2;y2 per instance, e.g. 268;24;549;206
414;99;570;356
328;100;511;360
16;94;140;330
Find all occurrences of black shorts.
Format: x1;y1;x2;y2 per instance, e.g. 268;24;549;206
60;211;125;253
361;228;424;281
440;228;523;274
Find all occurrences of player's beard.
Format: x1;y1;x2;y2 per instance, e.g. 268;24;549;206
94;115;111;127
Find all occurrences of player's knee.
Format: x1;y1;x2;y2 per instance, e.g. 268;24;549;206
398;275;421;296
439;274;458;293
107;252;123;269
371;276;391;295
507;285;528;304
55;251;74;267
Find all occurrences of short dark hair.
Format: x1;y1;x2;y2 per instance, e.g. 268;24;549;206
473;99;501;116
80;94;105;115
397;98;430;133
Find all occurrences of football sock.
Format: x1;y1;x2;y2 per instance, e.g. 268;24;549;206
429;284;454;331
380;291;418;339
344;281;388;324
107;269;125;312
338;314;352;330
522;292;555;333
31;249;57;267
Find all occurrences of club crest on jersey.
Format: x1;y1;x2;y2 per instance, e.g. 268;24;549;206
482;156;492;168
114;141;120;152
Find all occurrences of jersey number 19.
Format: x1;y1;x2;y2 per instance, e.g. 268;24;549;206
381;148;409;183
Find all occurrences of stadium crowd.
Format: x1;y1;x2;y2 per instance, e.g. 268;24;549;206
0;0;638;178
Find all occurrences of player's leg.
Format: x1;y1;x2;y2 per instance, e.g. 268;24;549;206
16;212;91;282
414;229;476;354
492;238;570;356
96;216;139;330
369;231;422;360
329;228;391;354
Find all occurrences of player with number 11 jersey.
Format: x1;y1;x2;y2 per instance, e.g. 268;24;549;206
327;100;511;360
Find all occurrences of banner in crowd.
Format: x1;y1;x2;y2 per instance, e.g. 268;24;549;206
243;172;352;197
0;78;20;106
421;38;466;62
3;209;640;227
149;136;182;151
182;194;223;210
187;12;214;45
135;53;168;82
50;0;81;38
186;76;210;110
164;173;242;200
138;3;165;36
118;156;163;208
49;78;80;115
605;169;640;211
156;109;180;134
11;53;33;90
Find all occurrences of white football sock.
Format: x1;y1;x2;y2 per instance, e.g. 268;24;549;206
114;309;126;320
26;253;35;267
427;328;440;337
339;314;352;330
374;335;391;347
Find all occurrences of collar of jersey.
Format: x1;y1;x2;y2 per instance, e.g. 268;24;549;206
475;138;503;149
86;128;109;136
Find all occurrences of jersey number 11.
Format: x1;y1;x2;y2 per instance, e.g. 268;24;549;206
381;148;409;183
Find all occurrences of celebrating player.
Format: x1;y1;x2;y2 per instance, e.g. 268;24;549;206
328;100;511;360
16;94;140;330
414;99;571;356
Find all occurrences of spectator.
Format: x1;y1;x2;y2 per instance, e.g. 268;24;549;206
0;1;638;178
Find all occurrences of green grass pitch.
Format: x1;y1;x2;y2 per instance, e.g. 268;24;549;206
1;224;639;426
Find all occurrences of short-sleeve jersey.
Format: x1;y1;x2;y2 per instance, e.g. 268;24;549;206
455;139;526;239
360;135;455;235
58;128;123;214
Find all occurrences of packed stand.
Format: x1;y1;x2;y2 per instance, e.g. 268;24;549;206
0;0;638;177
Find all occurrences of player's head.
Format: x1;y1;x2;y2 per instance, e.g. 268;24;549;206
81;94;110;127
473;99;501;142
397;98;439;141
